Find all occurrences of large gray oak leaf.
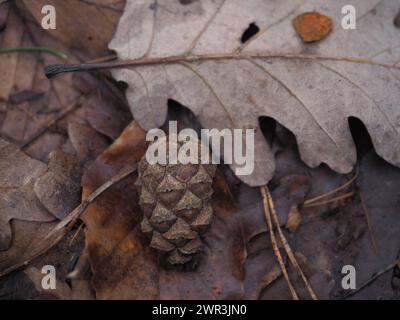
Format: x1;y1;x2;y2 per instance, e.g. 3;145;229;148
109;0;400;186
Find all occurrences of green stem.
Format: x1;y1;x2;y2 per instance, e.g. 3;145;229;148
0;46;67;59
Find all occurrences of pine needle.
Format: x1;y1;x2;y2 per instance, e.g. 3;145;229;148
303;191;354;208
262;186;318;300
0;46;67;59
304;173;357;205
261;186;299;300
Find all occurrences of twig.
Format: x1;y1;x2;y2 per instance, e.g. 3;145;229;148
0;46;67;59
69;222;84;246
304;173;357;205
0;164;137;278
20;96;84;150
86;54;117;64
264;186;318;300
44;53;400;78
260;186;299;300
358;190;378;253
343;260;399;299
303;191;354;208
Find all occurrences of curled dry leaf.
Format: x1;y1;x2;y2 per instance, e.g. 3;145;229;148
81;121;246;299
110;0;400;186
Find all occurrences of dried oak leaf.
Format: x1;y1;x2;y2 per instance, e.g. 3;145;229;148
293;12;332;43
81;121;245;299
0;138;54;251
110;0;400;186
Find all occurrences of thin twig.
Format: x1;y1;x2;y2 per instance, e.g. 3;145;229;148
86;54;117;64
304;173;357;205
0;164;137;278
68;222;84;246
264;186;318;300
343;260;399;299
303;191;354;208
358;190;378;253
260;186;299;300
44;53;400;78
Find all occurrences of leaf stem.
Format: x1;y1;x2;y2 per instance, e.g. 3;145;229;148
0;46;67;59
44;52;399;78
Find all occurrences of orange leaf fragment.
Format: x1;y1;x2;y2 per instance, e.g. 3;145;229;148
293;12;332;43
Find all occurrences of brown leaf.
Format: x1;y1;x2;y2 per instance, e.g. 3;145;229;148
16;0;124;58
82;121;246;299
0;138;53;250
293;12;332;43
158;204;245;299
68;121;109;162
34;150;83;220
0;2;124;164
243;248;280;300
0;220;56;273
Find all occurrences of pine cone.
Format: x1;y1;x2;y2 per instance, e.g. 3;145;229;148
136;136;216;267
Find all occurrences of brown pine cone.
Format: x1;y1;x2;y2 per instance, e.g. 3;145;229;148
136;136;216;267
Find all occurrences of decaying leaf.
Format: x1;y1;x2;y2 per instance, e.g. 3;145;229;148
16;0;124;58
34;150;82;220
81;121;245;299
68;121;109;162
0;1;125;163
109;0;400;186
0;138;53;250
0;220;56;274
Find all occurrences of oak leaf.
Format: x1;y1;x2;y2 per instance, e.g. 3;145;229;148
109;0;400;186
